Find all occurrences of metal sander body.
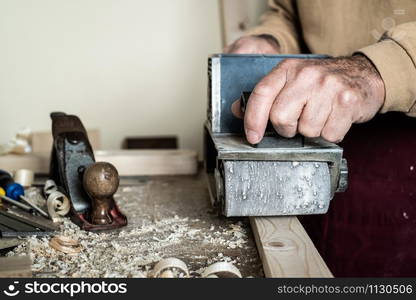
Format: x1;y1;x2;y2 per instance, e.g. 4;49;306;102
204;54;348;217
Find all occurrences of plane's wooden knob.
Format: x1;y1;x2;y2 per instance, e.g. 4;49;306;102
83;162;119;225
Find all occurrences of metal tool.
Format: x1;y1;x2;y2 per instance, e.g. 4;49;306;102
49;112;127;231
204;54;348;217
0;187;33;213
0;170;49;218
0;209;56;237
0;238;22;250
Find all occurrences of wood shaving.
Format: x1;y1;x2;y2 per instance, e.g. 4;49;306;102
6;179;262;278
151;257;189;278
201;261;242;278
49;236;82;255
47;191;71;222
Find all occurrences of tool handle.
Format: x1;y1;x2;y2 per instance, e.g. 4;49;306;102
0;169;14;188
0;169;25;200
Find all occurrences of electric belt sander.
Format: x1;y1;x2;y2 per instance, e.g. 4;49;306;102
204;54;348;217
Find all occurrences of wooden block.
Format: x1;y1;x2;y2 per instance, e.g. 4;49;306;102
0;150;198;176
31;129;101;153
0;153;50;174
95;150;197;176
250;216;333;278
0;238;22;250
0;255;32;277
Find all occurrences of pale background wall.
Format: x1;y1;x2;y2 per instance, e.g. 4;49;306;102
0;0;267;155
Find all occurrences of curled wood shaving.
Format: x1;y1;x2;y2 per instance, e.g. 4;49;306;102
47;191;70;222
44;179;58;196
159;270;174;278
49;236;82;255
151;257;189;278
202;261;242;278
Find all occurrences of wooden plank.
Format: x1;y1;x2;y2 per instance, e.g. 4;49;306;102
0;153;50;175
0;238;22;250
0;256;32;277
96;150;197;176
250;216;333;278
0;149;198;176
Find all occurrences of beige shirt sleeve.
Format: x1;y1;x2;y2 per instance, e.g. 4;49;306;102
356;22;416;116
246;0;301;54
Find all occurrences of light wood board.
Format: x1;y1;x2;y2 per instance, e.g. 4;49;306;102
95;150;197;176
0;150;197;176
250;216;333;278
0;255;32;277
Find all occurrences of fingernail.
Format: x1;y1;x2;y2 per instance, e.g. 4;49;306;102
245;129;260;144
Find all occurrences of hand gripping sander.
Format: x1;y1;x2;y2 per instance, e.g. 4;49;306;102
204;54;348;216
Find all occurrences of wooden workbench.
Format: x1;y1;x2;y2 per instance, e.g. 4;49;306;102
4;168;331;278
5;171;263;277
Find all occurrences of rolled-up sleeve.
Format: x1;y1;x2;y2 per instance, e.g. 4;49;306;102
246;0;301;54
356;22;416;116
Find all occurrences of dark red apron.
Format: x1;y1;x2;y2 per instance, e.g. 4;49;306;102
301;112;416;277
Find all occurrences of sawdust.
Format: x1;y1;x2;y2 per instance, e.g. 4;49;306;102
6;174;263;278
7;216;251;277
6;182;260;277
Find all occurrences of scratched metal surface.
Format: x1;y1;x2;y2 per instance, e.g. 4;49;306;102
64;140;94;212
223;161;331;216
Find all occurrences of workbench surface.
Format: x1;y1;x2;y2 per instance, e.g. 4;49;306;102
5;171;263;277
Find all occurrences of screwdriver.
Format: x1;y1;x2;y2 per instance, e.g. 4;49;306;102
0;170;49;218
0;187;33;212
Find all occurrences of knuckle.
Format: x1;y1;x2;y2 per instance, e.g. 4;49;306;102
339;90;359;107
321;130;342;143
270;111;293;127
298;122;321;138
270;114;298;138
273;124;296;138
322;74;341;86
269;112;280;126
297;65;322;81
280;131;296;138
252;82;275;98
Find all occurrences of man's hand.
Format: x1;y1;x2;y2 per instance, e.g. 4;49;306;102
224;35;280;54
231;55;385;144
